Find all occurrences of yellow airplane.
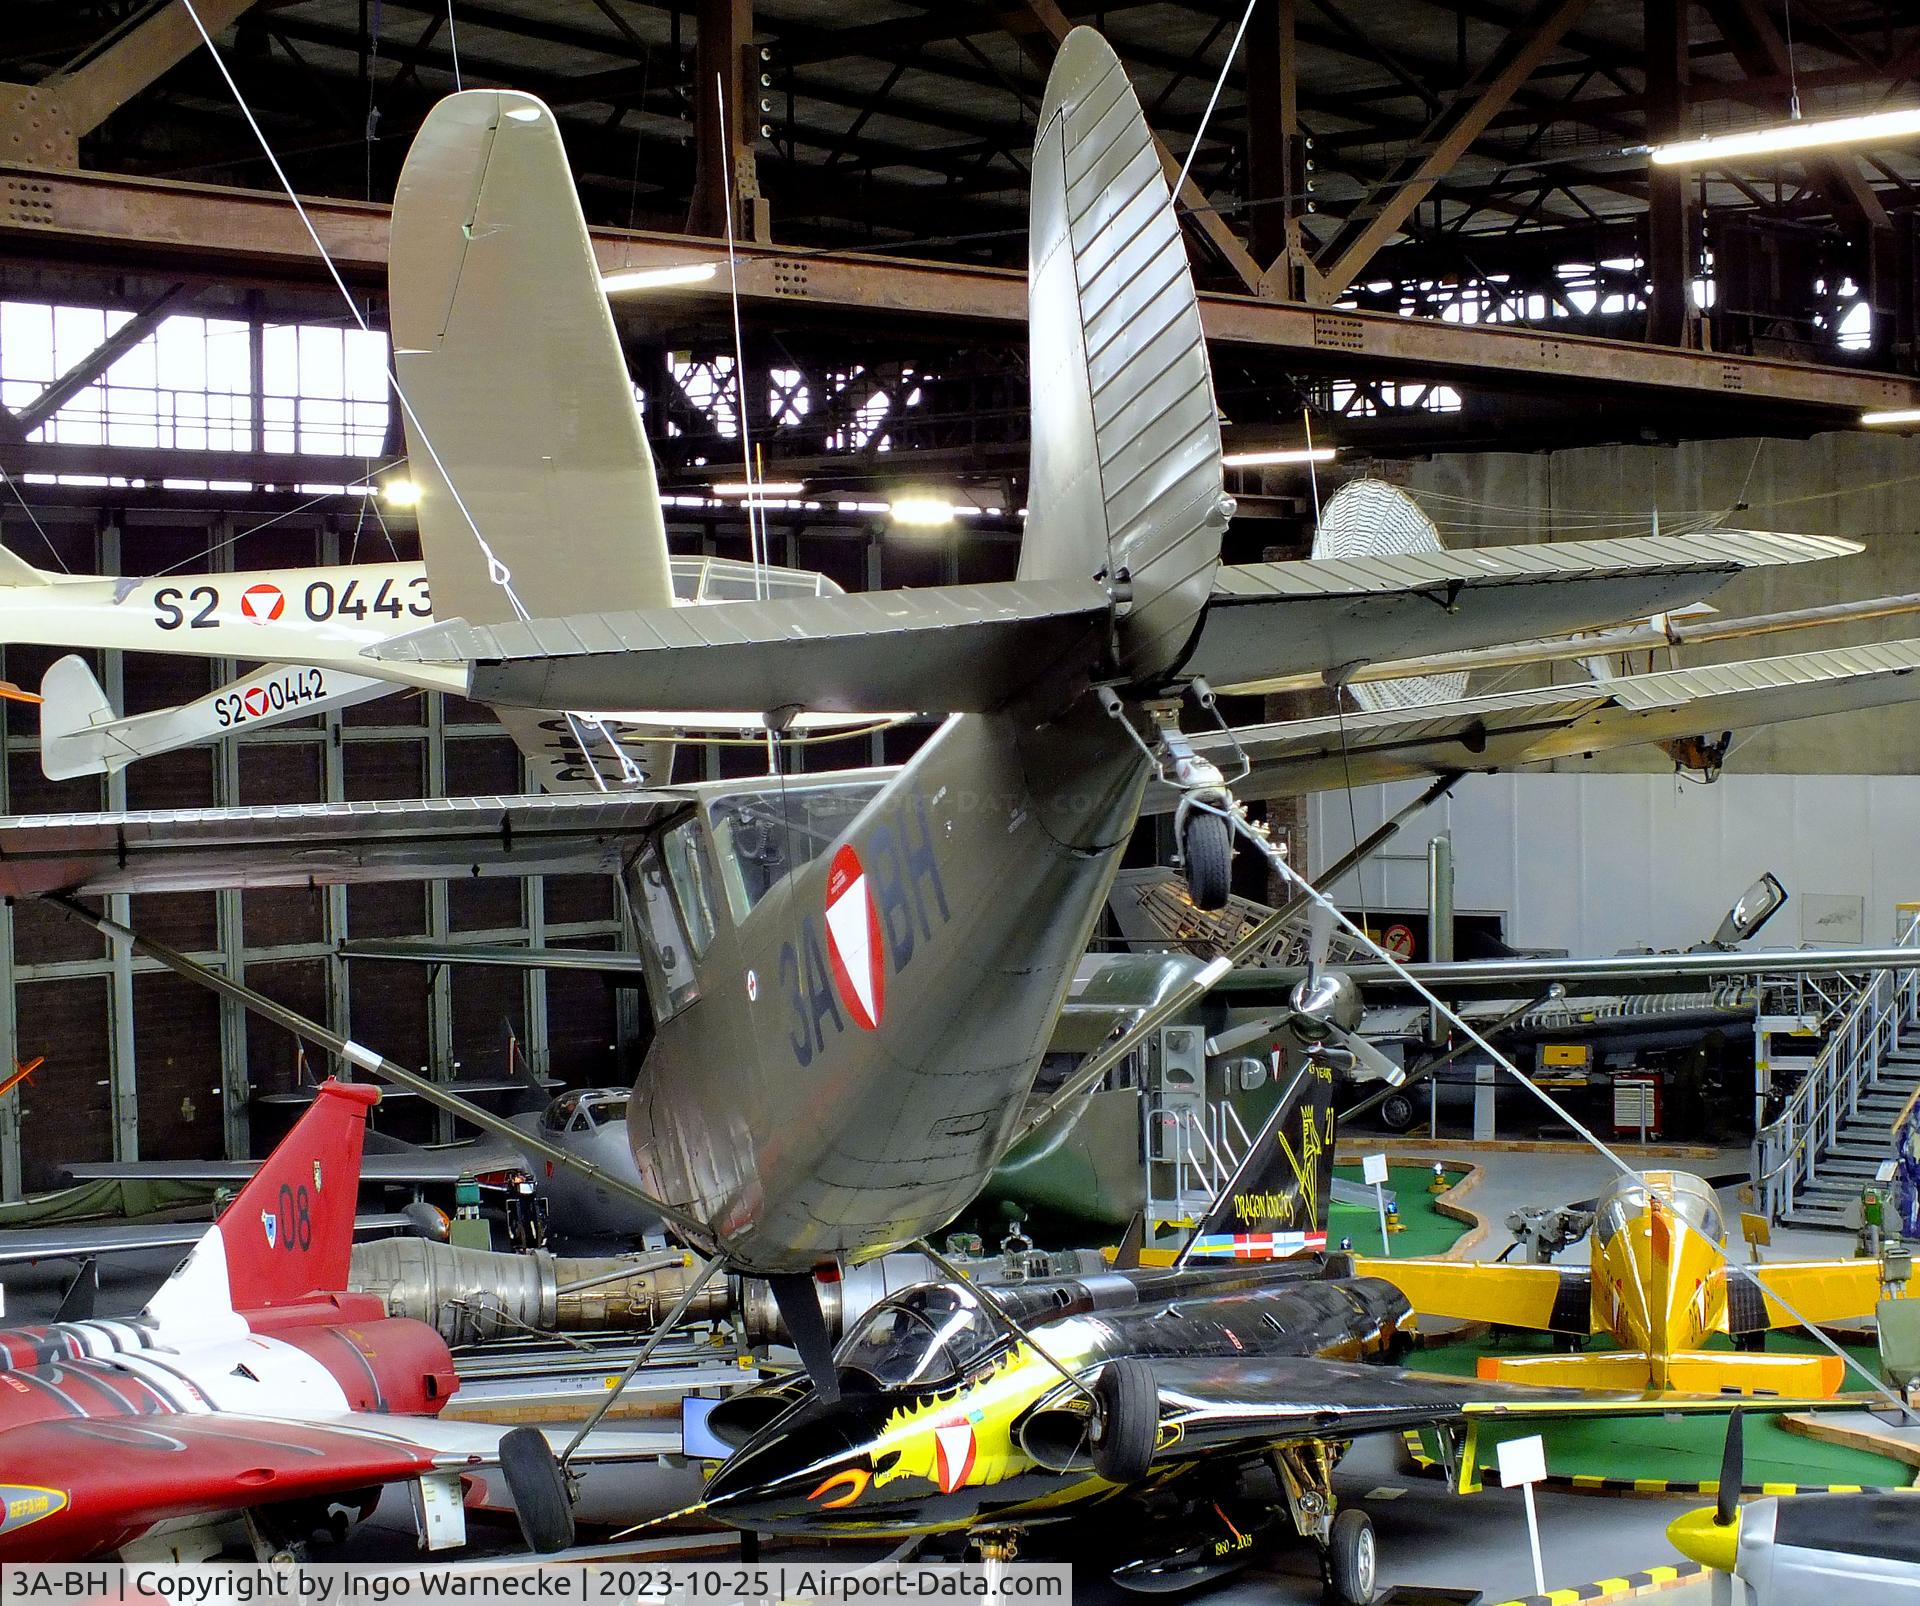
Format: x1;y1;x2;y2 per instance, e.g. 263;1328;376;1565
1358;1169;1913;1395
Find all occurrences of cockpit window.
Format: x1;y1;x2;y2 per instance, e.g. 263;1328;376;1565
584;1095;628;1128
1597;1173;1724;1247
540;1093;580;1133
661;817;720;959
835;1285;1002;1390
707;782;884;923
632;841;699;1018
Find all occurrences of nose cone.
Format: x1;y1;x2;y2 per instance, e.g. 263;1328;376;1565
1666;1505;1740;1574
702;1405;869;1533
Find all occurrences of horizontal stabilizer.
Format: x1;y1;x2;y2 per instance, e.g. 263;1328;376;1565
1477;1348;1846;1396
0;791;680;899
372;578;1114;714
1192;530;1860;690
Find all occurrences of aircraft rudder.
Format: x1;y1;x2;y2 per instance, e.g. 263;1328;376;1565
37;655;115;780
1185;1061;1335;1261
146;1080;378;1329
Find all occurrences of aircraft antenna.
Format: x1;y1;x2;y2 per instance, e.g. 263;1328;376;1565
180;1;533;629
1173;0;1261;200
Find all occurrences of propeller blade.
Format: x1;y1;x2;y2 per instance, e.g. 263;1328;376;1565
1306;901;1335;982
1715;1408;1743;1527
1205;1013;1293;1058
1323;1021;1405;1086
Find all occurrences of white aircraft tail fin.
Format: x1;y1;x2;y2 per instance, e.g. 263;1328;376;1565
389;90;673;628
39;654;116;781
0;544;55;588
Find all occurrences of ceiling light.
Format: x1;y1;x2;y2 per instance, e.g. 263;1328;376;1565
1861;408;1920;427
889;496;957;528
713;480;806;495
1221;446;1336;467
383;479;422;506
600;262;720;293
1651;106;1920;166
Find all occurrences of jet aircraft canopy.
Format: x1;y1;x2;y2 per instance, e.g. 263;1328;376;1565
836;1284;1004;1391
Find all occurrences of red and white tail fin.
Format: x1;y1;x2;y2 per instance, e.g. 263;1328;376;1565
142;1080;380;1336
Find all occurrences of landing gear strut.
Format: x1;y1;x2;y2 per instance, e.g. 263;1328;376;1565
1272;1440;1376;1606
1097;685;1243;912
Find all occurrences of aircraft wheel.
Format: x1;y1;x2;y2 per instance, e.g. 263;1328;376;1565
1182;810;1233;911
1089;1358;1158;1484
500;1426;577;1554
1377;1091;1417;1133
1322;1508;1377;1605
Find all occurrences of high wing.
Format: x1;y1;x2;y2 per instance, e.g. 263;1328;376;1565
1348;1258;1593;1335
0;791;679;899
370;531;1854;715
0;1410;664;1556
1188;637;1920;804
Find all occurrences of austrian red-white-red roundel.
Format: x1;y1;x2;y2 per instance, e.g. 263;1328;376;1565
244;686;271;718
241;583;285;623
824;842;884;1031
934;1419;976;1493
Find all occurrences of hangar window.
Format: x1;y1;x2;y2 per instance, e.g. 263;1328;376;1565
707;781;883;923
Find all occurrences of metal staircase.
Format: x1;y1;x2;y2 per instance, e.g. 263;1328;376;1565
1761;917;1920;1230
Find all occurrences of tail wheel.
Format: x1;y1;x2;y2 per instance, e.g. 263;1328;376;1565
1323;1508;1377;1605
1089;1358;1158;1484
500;1425;576;1554
1182;810;1233;911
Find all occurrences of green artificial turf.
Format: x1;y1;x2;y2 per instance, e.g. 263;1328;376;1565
1330;1162;1475;1258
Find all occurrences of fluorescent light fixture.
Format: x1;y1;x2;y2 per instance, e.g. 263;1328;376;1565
383;479;422;506
1861;408;1920;427
1221;446;1336;467
713;480;806;496
889;496;958;527
600;262;720;293
1651;106;1920;166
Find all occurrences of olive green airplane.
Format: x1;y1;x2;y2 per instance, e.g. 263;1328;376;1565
7;26;1920;1448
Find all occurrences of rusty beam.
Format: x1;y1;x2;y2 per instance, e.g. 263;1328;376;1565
0;0;261;166
1;160;1916;420
1307;0;1600;306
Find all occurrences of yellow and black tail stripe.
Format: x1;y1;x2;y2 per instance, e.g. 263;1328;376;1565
1399;1431;1867;1496
1488;1562;1702;1606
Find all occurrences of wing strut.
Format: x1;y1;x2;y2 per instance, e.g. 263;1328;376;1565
44;894;707;1244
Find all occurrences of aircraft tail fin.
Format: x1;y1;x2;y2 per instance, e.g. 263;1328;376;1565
142;1080;379;1332
1022;27;1226;685
1182;1064;1336;1262
390;90;673;630
38;655;117;780
0;544;55;588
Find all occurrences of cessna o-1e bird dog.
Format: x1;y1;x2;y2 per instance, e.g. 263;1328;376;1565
8;21;1920;1505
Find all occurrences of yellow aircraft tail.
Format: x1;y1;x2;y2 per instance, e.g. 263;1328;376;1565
1476;1348;1845;1396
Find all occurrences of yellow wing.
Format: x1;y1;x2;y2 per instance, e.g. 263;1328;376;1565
1353;1258;1591;1335
1741;1258;1916;1331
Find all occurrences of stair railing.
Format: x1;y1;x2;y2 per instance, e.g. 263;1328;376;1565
1756;910;1920;1222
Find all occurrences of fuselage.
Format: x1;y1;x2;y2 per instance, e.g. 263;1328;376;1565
700;1261;1413;1537
627;698;1149;1275
1589;1169;1730;1375
0;1302;456;1557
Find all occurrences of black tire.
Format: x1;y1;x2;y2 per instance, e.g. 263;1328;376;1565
1378;1091;1417;1133
1323;1508;1377;1606
1182;811;1233;911
1089;1358;1158;1485
500;1426;576;1555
